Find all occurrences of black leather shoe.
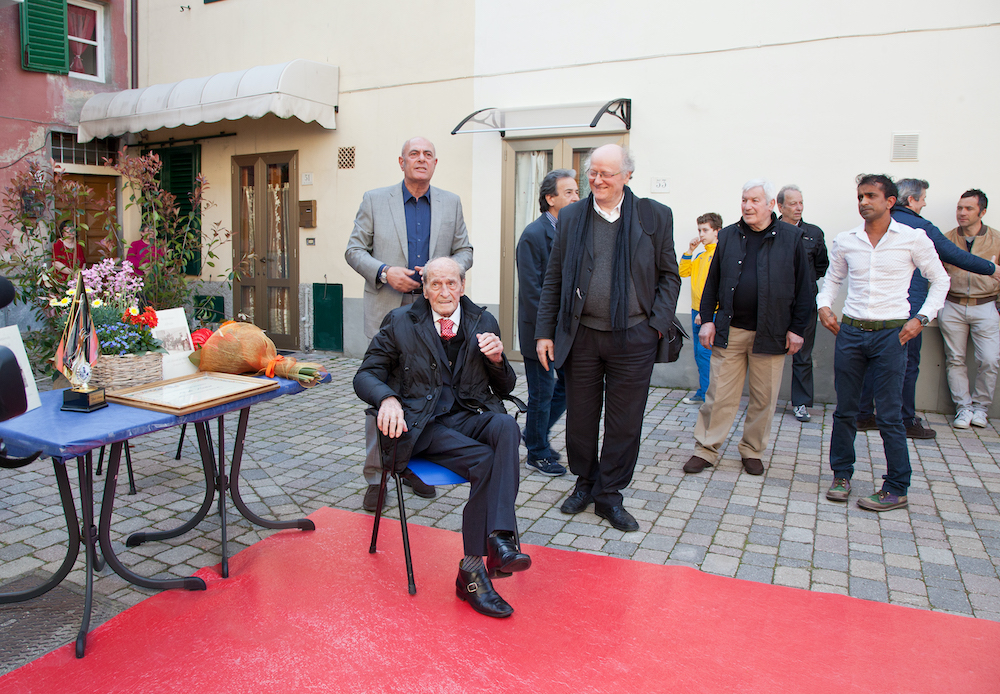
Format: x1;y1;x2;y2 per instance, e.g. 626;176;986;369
486;531;531;578
560;488;593;514
456;564;513;618
400;468;436;498
363;484;382;512
595;504;639;532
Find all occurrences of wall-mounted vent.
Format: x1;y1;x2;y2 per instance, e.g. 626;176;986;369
338;146;355;169
891;133;919;162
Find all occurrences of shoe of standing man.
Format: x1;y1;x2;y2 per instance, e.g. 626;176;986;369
954;407;974;429
905;417;937;439
971;410;989;428
793;405;811;422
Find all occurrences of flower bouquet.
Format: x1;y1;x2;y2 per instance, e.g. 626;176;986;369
50;258;166;389
189;322;327;387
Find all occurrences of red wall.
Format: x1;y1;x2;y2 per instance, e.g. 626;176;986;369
0;1;130;194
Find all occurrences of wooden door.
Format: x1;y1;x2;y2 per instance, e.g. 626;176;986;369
232;152;299;350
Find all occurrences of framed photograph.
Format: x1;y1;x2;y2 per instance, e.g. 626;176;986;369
106;372;278;415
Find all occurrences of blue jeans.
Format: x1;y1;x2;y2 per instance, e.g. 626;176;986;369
830;324;911;495
522;357;566;462
858;331;921;423
691;310;711;399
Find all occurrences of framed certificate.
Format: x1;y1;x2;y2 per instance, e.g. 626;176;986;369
106;372;278;415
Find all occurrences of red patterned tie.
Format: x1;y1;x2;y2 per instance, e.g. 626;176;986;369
440;318;455;340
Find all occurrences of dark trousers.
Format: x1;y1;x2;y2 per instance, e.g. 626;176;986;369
858;331;922;423
790;308;818;408
564;322;658;507
830;324;911;495
522;357;566;462
412;410;520;556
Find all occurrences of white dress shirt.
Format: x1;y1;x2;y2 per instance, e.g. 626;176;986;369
432;303;462;336
593;193;625;223
816;218;950;321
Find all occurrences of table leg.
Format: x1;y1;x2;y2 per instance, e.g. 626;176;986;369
215;417;229;579
98;441;206;592
229;407;315;532
75;453;100;658
126;429;217;548
0;457;80;604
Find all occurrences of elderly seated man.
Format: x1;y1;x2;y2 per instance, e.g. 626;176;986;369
354;256;529;618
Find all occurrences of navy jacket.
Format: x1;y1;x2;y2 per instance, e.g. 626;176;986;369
515;215;556;359
354;296;516;466
700;214;813;355
894;205;996;315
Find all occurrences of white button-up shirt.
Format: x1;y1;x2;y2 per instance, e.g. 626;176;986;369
593;193;625;223
432;303;462;336
816;219;950;321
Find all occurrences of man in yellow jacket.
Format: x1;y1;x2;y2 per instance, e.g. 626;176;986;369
679;213;721;404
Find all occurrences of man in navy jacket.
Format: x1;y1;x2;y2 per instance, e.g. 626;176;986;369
516;169;579;477
856;179;1000;438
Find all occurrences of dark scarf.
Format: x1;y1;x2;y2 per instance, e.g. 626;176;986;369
561;186;634;345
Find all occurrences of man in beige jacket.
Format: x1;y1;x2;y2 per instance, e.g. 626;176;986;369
939;189;1000;429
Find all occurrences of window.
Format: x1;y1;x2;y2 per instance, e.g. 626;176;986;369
68;0;103;81
51;131;119;166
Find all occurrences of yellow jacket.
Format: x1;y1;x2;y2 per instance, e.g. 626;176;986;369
679;243;716;311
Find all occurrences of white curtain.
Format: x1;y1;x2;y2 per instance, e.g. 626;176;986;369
512;151;552;350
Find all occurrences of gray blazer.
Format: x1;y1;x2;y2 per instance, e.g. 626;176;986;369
345;181;474;338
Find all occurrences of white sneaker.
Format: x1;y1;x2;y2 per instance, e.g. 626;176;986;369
793;405;811;422
954;408;973;429
971;410;988;428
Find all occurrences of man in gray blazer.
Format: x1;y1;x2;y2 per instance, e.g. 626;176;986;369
346;136;474;510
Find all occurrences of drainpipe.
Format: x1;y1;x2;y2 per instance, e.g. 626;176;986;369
130;0;138;89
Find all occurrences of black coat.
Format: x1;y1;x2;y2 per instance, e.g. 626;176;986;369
534;192;681;370
515;215;556;359
699;214;813;355
795;219;829;283
353;295;516;464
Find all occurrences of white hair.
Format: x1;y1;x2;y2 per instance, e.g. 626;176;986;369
743;179;776;203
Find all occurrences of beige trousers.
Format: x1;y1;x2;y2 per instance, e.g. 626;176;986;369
694;327;785;462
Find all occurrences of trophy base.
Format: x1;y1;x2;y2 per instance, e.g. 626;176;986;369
61;387;108;413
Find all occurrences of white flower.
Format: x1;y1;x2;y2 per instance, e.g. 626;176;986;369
91;299;103;308
127;306;139;316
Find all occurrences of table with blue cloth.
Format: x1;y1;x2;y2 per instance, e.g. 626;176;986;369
0;375;322;657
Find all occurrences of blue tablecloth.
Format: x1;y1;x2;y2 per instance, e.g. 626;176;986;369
0;377;310;460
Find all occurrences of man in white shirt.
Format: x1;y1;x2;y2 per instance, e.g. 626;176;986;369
817;174;949;512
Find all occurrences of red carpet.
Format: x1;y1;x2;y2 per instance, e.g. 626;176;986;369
2;506;998;693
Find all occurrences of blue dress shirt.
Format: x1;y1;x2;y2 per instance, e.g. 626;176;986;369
402;181;432;281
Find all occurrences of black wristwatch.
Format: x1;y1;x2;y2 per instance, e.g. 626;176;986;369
916;314;930;327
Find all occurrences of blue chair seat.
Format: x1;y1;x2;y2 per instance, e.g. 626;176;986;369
405;458;467;486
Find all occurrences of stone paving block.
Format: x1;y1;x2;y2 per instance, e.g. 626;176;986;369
701;552;739;577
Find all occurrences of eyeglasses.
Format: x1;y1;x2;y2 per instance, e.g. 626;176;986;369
586;169;621;181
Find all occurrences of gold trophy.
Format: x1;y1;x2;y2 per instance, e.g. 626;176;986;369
57;274;107;412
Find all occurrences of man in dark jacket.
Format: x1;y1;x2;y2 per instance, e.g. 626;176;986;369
855;178;1000;438
684;180;813;476
516;169;579;477
535;144;680;533
354;257;528;619
777;184;829;422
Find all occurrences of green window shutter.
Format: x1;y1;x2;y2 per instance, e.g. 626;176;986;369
149;145;202;275
20;0;69;74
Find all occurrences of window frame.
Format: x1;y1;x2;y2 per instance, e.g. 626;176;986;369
67;0;104;83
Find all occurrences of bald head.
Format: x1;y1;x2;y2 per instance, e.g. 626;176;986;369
399;137;438;194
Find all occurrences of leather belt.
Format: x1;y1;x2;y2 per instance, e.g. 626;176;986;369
842;315;908;331
946;294;997;306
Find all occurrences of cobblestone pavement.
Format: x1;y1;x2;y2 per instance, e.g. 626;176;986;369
2;353;1000;673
